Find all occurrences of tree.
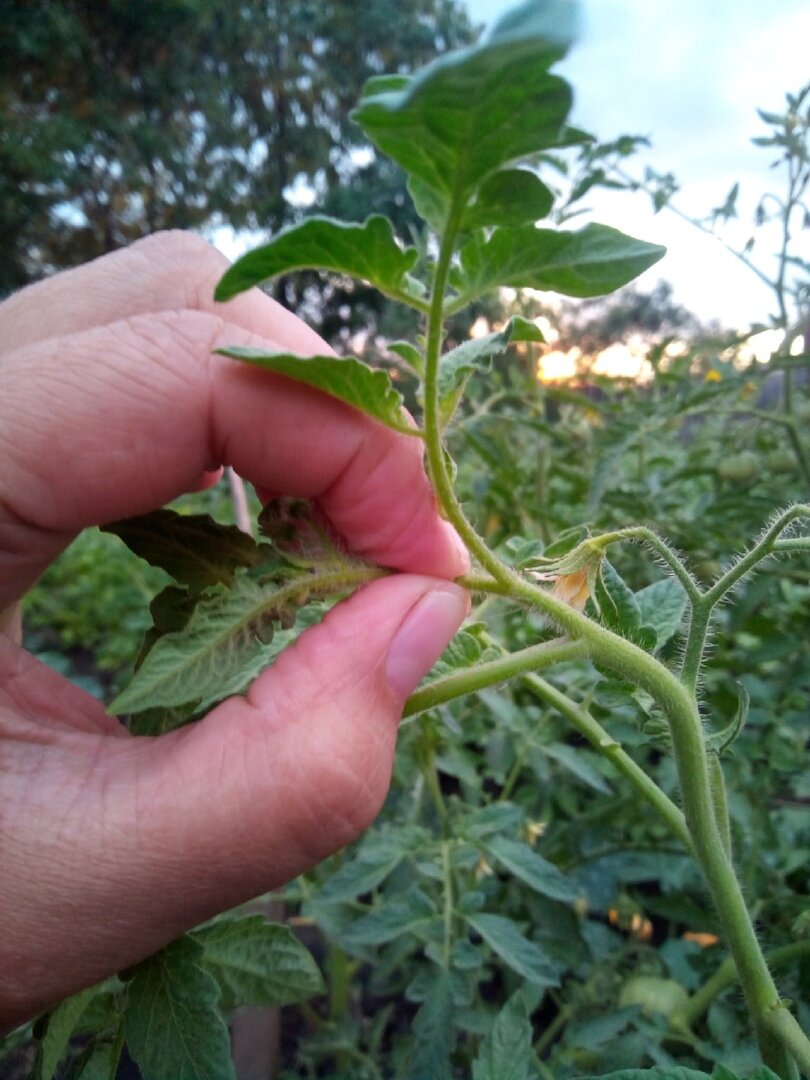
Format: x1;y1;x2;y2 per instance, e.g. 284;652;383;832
0;0;474;295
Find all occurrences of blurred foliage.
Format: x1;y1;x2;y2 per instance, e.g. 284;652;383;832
0;0;474;295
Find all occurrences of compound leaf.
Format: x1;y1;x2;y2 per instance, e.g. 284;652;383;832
214;216;426;309
485;835;579;903
125;937;234;1080
352;1;576;213
217;348;416;436
192;915;324;1009
449;223;666;306
466;913;560;988
472;991;532;1080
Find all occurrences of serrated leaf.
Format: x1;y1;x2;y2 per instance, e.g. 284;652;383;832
102;510;262;592
438;315;544;423
472;991;532;1080
542;742;612;794
403;968;454;1080
109;567;325;713
36;986;98;1080
464;169;554;230
192;915;324;1008
351;3;575;211
449;224;666;307
466;913;560;987
319;827;426;901
635;578;687;650
217;347;417;436
125;937;235;1080
341;888;438;947
214;216;426;308
485;835;579;903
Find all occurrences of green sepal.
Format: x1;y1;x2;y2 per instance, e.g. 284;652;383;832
214;215;427;310
217;347;419;436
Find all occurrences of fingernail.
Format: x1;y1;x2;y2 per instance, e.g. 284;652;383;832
386;586;468;701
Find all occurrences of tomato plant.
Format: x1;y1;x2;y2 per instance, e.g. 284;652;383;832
10;3;810;1078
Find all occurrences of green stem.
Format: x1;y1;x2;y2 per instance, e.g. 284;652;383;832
421;194;810;1071
681;504;810;693
402;638;587;721
707;753;732;858
676;940;810;1028
519;670;692;851
597;526;701;602
441;840;454;968
705;504;810;607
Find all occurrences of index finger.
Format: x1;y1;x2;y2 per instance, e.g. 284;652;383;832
0;246;467;609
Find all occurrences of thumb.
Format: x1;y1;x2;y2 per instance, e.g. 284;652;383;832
139;574;468;918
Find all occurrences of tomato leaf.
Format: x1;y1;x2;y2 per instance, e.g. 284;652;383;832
214;215;427;309
109;565;338;714
472;991;532;1080
217;347;417;436
485;834;579;903
449;223;666;306
192;915;324;1009
351;1;576;215
439;315;544;423
635;577;688;650
102;510;263;592
35;987;98;1080
463;168;554;230
403;967;454;1080
125;937;234;1080
466;913;561;987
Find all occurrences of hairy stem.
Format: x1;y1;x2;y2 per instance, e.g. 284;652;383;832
421;204;810;1070
402;638;587;721
519;669;692;851
676;941;810;1029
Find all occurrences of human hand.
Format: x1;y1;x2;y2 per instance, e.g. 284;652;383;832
0;232;469;1030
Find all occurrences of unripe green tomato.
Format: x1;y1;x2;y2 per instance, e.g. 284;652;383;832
766;448;795;474
716;451;760;484
618;975;689;1019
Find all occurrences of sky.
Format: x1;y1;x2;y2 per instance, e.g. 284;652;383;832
464;0;810;329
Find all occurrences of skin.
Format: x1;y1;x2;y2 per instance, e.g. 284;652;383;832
0;231;469;1031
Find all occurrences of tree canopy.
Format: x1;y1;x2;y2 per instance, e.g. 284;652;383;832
0;0;474;295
